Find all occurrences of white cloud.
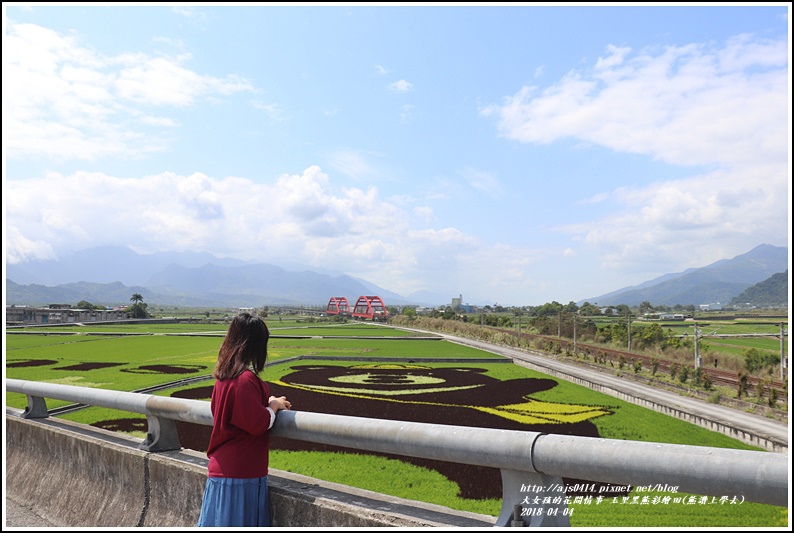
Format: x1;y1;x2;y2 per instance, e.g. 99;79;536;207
482;35;788;168
459;166;502;199
252;101;287;122
113;53;254;104
595;44;631;70
400;240;555;304
388;79;413;93
4;166;566;303
152;36;186;50
579;192;609;205
5;226;57;264
718;33;789;72
399;104;414;123
4;166;405;267
172;6;198;18
140;116;179;127
327;151;380;182
171;6;209;28
413;206;435;224
558;164;787;275
408;227;477;247
483;34;789;278
4;22;255;161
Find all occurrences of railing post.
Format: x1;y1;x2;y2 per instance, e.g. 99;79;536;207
140;414;182;452
21;394;49;419
495;469;570;527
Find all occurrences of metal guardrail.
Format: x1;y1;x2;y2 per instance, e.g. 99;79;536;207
6;378;788;527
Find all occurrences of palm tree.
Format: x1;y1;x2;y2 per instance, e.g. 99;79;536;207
127;293;149;319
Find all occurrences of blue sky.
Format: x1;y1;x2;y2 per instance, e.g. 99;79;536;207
3;3;791;306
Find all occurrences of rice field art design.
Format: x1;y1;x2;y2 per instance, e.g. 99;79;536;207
275;363;613;426
165;363;621;501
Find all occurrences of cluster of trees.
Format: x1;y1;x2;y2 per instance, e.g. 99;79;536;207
72;294;153;318
399;301;724;366
399;301;784;379
743;348;781;374
126;293;152;319
412;300;700;322
75;300;105;310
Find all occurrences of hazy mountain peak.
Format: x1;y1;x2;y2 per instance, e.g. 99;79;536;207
580;243;788;307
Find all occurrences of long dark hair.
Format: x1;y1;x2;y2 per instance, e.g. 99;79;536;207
213;312;269;380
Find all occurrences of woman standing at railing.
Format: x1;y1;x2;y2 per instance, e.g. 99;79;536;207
197;312;291;527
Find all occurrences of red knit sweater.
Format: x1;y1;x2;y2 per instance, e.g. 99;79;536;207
206;369;274;478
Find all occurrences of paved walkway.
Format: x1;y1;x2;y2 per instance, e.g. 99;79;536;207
5;494;57;528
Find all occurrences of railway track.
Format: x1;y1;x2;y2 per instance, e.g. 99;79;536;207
496;329;787;397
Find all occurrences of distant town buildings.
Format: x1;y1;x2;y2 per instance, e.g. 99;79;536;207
6;304;128;325
450;294;476;313
641;312;686;321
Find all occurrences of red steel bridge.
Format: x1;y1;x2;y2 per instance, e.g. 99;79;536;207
325;295;389;322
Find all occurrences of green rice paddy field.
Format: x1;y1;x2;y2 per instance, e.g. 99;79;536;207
4;321;788;527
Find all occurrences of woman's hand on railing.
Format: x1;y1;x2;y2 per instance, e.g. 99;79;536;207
269;395;291;413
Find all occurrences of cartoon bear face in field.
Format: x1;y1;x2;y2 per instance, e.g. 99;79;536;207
275;363;612;427
150;362;622;501
269;363;620;501
280;363;498;397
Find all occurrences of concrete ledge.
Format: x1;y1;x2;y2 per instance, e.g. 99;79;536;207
5;411;495;528
6;411;148;527
142;448;207;527
266;469;495;527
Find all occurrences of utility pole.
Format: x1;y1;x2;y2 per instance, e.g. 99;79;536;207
573;313;577;355
781;322;787;380
558;312;561;338
694;322;701;369
627;312;631;351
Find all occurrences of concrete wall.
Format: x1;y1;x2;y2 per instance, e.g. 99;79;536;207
6;413;150;527
5;411;495;528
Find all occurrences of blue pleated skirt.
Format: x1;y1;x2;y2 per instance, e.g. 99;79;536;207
196;476;271;527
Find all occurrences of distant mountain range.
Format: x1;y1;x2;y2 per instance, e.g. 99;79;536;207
5;245;437;308
4;243;788;309
579;244;788;308
729;270;788;308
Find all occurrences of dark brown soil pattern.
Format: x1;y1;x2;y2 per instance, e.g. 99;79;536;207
120;364;206;375
55;362;125;371
94;363;626;501
7;359;58;368
8;360;204;374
